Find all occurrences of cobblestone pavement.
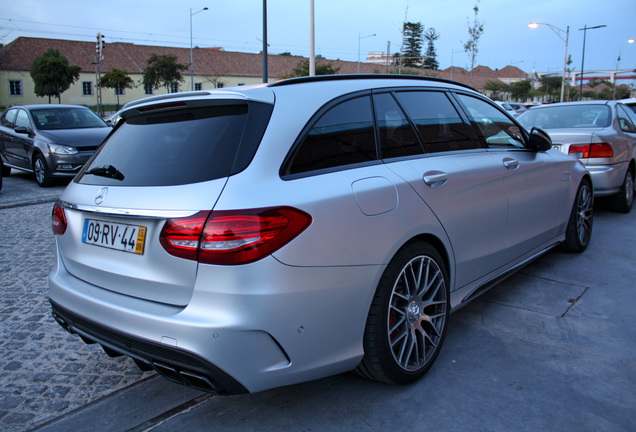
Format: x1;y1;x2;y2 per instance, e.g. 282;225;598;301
0;174;152;432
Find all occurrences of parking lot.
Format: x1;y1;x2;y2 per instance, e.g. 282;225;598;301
1;171;635;432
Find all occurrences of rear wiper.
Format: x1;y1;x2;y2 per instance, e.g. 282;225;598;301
85;165;125;181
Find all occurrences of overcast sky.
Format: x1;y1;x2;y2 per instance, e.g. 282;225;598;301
1;0;635;79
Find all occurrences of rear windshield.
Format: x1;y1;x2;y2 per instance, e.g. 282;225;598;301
518;105;611;130
77;104;250;187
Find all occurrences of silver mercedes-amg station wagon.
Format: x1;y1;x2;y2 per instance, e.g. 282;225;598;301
49;75;592;395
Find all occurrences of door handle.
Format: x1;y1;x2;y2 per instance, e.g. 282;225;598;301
503;158;519;170
423;171;449;187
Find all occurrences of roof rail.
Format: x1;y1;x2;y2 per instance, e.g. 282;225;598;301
268;74;477;92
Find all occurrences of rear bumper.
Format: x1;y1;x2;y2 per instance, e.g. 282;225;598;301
48;250;381;393
586;162;628;196
50;300;247;394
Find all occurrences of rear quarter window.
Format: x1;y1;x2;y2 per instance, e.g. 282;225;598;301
283;95;377;176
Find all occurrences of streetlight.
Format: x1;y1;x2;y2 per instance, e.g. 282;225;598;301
579;24;607;101
190;6;208;91
528;22;569;103
357;33;376;73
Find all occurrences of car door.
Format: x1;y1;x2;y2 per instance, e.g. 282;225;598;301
0;108;19;166
4;108;35;169
454;93;564;259
380;90;509;290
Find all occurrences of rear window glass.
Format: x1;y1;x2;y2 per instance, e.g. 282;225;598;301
518;105;612;129
77;104;248;187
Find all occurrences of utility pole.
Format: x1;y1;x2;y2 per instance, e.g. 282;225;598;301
95;33;105;117
262;0;268;83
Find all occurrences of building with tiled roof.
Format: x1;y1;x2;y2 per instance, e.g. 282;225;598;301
0;36;529;109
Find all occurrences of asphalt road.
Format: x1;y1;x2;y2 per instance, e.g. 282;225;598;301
1;171;635;432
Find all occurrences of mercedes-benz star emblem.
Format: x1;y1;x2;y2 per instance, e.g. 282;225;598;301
95;187;108;205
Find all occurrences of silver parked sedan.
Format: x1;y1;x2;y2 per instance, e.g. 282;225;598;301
517;101;636;213
49;76;592;395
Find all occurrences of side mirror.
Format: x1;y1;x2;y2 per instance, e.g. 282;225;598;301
528;127;552;152
14;126;30;134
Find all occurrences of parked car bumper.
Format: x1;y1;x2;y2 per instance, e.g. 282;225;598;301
48;250;382;394
46;150;94;177
585;161;629;197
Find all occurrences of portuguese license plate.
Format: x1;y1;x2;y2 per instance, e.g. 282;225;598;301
82;218;147;255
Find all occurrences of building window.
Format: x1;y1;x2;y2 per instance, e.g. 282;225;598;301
169;82;179;93
217;83;224;89
115;86;125;96
144;83;154;95
194;82;203;91
9;80;23;96
82;81;93;96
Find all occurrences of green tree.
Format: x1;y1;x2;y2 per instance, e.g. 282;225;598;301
511;80;533;100
614;84;632;100
538;76;563;101
587;78;604;99
30;48;80;103
463;1;484;80
100;68;135;109
142;54;188;93
483;80;509;101
402;22;424;67
280;59;340;78
423;28;440;70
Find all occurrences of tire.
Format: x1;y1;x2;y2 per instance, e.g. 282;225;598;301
355;241;449;385
611;167;634;214
562;179;593;253
1;159;9;177
33;154;52;188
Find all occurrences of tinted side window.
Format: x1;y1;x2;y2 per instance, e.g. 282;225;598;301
286;96;376;175
455;94;525;149
78;104;249;187
2;108;18;128
374;92;423;159
396;91;475;153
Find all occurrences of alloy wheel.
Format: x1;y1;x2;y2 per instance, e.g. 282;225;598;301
387;255;447;371
576;183;594;246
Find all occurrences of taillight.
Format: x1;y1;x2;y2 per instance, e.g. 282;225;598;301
52;202;67;235
568;143;614;158
160;207;312;265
